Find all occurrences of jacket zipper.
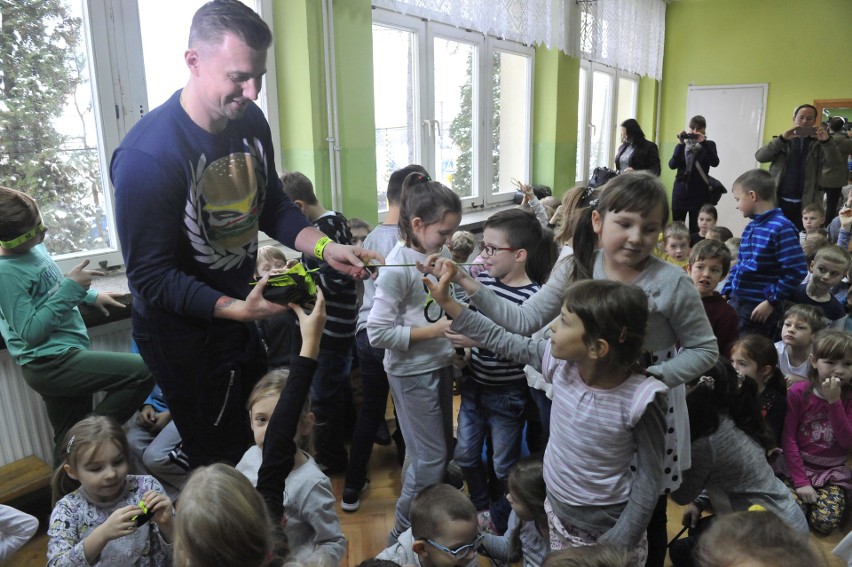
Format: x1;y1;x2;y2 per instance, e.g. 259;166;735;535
214;370;235;426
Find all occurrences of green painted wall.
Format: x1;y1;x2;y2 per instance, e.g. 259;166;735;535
331;1;378;224
532;47;580;196
660;0;852;190
273;1;328;194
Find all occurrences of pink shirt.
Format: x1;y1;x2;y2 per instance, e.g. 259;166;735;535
782;381;852;488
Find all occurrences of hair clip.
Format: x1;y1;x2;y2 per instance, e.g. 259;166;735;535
66;435;76;455
617;326;627;344
698;375;715;390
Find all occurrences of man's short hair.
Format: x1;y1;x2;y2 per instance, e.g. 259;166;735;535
829;116;845;133
189;0;272;51
280;171;318;205
734;169;775;202
387;165;429;206
410;484;476;541
689;239;732;277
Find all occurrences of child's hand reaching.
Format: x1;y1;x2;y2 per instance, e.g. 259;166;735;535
839;207;852;232
293;288;327;360
66;259;104;290
796;484;818;504
423;269;463;320
137;405;157;430
822;376;843;404
93;292;125;316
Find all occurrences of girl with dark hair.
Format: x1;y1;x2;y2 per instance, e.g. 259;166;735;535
668;360;807;567
367;172;463;542
614;119;661;175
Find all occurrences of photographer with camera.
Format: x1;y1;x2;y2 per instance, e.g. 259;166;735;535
669;115;720;234
755;104;839;231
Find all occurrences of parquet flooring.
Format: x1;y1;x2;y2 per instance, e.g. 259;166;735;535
4;401;849;567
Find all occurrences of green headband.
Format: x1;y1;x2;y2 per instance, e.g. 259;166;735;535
0;223;46;249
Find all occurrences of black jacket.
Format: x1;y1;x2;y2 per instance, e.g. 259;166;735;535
615;138;661;175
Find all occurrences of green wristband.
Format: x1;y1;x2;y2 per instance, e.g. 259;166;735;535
314;236;332;260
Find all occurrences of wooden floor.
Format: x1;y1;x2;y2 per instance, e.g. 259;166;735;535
5;417;849;567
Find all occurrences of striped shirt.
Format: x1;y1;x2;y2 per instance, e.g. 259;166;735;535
721;208;807;305
540;341;667;506
300;211;357;350
470;273;540;386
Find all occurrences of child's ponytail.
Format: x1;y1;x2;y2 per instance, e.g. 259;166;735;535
568;172;670;283
398;173;461;250
568;206;598;283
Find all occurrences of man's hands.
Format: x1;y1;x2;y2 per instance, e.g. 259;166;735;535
318;242;384;280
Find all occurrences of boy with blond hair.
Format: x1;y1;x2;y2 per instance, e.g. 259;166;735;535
788;244;851;329
722;169;808;336
799;203;826;245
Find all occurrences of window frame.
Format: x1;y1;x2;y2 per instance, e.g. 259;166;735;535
372;8;533;220
49;0;282;272
575;59;639;184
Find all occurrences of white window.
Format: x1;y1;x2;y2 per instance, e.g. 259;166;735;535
0;0;278;271
575;61;638;183
372;10;533;215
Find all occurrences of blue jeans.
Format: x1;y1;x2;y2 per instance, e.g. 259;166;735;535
345;329;389;489
132;308;266;468
454;379;528;512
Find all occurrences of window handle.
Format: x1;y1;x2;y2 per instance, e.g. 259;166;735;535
431;119;442;138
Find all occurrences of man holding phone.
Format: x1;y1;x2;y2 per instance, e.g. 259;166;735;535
756;103;840;230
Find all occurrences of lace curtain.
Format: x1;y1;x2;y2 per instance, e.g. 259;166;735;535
578;0;666;80
372;0;666;80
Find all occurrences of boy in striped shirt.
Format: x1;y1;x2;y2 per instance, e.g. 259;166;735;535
281;171;357;474
447;209;556;534
722;169;808;337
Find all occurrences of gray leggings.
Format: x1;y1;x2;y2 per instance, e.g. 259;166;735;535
388;366;454;534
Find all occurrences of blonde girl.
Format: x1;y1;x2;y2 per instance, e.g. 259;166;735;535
174;463;278;567
781;329;852;534
0;186;153;465
367;172;463;541
427;276;667;565
425;172;717;567
235;369;346;565
48;416;173;566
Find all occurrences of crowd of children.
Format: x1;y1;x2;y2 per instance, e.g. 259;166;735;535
4;150;852;567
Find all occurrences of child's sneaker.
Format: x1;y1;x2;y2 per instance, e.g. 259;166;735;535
341;480;370;512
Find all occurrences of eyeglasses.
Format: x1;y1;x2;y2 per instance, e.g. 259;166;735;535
425;534;484;559
0;222;46;249
478;241;517;257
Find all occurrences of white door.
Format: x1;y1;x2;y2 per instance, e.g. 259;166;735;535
685;84;768;235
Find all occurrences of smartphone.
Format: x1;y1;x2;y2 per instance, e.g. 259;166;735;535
794;125;816;138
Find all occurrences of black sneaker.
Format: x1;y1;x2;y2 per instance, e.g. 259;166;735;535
341;480;370;512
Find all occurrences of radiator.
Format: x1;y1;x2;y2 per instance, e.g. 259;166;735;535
0;319;134;467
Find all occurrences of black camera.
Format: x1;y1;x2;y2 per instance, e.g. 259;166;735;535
678;131;697;141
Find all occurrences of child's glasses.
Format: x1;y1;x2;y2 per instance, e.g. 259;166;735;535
425;533;484;559
478;242;517;257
